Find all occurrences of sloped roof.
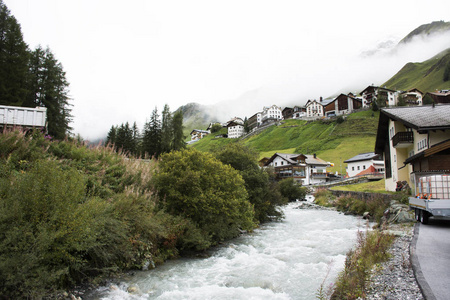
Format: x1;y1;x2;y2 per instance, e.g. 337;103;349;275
355;165;381;177
375;104;450;154
264;153;330;167
381;104;450;130
304;154;330;166
344;152;380;163
190;129;209;135
321;99;335;107
360;85;397;95
264;153;305;166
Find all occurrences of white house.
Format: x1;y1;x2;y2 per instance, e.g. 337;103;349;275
360;85;398;108
344;152;384;178
399;88;423;106
263;153;332;185
305;100;324;118
261;105;283;124
292;106;306;119
190;129;210;141
226;117;245;138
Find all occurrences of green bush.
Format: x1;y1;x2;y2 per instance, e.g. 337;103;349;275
335;194;389;222
313;188;335;207
153;149;256;248
214;143;287;222
278;178;307;201
0;160;107;297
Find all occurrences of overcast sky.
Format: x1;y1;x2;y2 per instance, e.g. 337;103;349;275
4;0;450;140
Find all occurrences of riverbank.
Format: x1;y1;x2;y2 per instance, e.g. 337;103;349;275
311;186;424;299
360;223;423;300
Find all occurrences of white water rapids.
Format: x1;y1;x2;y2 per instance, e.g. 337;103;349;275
85;201;369;300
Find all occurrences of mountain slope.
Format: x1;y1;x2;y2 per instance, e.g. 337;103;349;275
399;21;450;44
191;110;379;174
176;103;219;139
383;48;450;91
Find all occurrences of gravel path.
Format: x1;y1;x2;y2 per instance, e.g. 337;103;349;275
360;224;424;300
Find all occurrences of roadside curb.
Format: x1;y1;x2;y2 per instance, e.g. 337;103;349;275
410;222;437;300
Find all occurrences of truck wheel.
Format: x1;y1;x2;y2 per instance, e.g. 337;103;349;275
420;210;429;225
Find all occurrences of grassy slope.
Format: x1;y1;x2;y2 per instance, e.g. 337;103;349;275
330;179;388;193
191;110;379;174
383;48;450;92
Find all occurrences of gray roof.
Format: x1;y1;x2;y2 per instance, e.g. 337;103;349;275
375;104;450;154
304;154;330;166
344;152;380;163
381;105;450;131
265;153;330;166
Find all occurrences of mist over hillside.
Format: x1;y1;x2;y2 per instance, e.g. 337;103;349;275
179;21;450;133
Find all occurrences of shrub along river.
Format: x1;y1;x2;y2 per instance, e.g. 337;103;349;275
85;201;368;300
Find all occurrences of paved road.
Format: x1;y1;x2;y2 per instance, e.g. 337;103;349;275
412;219;450;300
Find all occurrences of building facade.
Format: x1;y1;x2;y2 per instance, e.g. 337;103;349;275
375;104;450;191
344;152;384;178
263;153;332;185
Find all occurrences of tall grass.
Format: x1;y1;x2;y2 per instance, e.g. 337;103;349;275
330;230;395;299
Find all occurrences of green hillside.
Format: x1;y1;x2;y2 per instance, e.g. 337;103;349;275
383;48;450;92
176;103;218;140
399;21;450;44
191;110;379;174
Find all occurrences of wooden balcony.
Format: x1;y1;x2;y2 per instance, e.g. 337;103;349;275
392;132;413;148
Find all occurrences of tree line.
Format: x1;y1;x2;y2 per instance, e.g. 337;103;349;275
0;1;71;139
106;104;186;158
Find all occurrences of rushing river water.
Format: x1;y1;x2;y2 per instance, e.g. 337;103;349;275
85;201;369;300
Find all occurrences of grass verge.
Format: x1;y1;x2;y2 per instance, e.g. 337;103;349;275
327;230;395;300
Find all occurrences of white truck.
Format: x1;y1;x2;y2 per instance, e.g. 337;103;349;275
409;174;450;224
0;105;47;129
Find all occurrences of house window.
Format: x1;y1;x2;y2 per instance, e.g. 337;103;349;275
363;165;366;170
275;162;277;166
281;161;284;166
352;166;354;171
357;166;360;170
394;155;396;162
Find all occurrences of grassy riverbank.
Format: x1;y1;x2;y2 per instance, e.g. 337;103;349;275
314;186;407;299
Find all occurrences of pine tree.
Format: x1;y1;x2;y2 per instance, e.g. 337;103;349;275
160;104;173;154
142;107;161;158
172;110;186;151
132;121;140;157
0;1;29;106
106;125;117;146
27;46;72;139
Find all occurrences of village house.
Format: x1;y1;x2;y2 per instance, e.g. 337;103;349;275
190;129;210;141
399;88;423;106
262;153;332;185
292;106;306;119
226;117;245;139
374;104;450;192
282;106;306;120
282;107;293;120
344;152;384;179
424;90;450;104
305;99;324;118
360;85;398;108
248;112;262;131
261;105;283;125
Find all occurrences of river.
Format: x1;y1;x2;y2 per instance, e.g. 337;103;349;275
85;201;369;300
